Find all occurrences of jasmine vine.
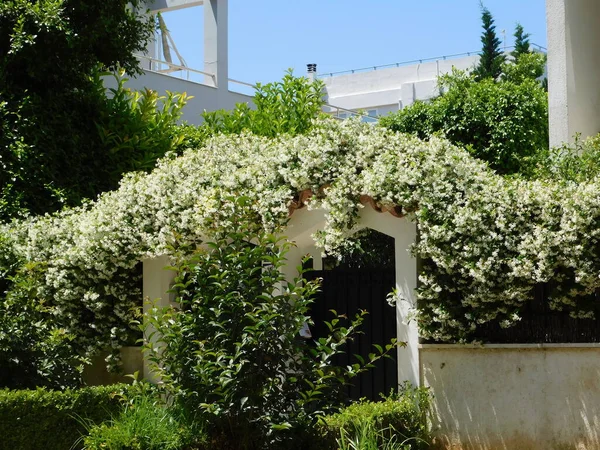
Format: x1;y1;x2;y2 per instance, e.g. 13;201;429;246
4;118;600;360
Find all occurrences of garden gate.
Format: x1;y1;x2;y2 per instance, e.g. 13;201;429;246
305;267;397;401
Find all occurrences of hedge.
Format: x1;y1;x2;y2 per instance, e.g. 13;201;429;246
319;383;431;449
0;384;135;450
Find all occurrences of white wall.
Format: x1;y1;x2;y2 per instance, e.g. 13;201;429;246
284;205;419;386
322;55;479;113
422;344;600;450
104;71;253;125
142;255;176;381
83;346;144;385
547;0;600;146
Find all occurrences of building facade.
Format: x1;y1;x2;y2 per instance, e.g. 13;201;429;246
104;0;253;125
320;54;480;120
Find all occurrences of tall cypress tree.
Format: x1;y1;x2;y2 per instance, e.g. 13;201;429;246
512;23;531;60
473;6;505;81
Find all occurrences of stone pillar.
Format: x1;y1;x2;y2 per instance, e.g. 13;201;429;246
142;255;176;382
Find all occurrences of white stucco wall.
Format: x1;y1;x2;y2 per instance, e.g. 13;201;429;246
83;346;144;385
142;255;176;381
284;205;419;386
547;0;600;147
421;344;600;450
322;55;479;113
104;71;253;125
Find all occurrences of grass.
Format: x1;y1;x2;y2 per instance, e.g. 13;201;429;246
78;393;205;450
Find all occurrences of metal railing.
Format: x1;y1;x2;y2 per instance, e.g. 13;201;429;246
325;103;379;122
134;54;256;95
318;43;547;78
135;54;217;85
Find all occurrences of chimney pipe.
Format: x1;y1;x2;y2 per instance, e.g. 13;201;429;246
307;63;317;81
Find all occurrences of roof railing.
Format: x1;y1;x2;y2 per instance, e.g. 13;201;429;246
325;103;379;122
135;54;217;85
134;54;256;94
317;43;547;78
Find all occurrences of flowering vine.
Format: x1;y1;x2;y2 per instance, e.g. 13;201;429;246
3;118;600;361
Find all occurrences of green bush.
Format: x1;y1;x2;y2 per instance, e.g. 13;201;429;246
526;133;600;182
0;70;188;222
379;59;548;175
0;0;155;222
320;384;431;450
143;197;397;450
0;384;135;450
0;261;83;390
199;69;325;139
83;391;204;450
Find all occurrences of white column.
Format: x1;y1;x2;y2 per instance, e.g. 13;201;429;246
547;0;569;147
204;0;228;90
142;255;176;382
392;221;419;386
547;0;600;147
358;207;420;386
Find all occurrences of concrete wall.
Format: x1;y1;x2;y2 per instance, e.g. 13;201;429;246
104;71;252;125
421;344;600;450
547;0;600;146
83;346;144;385
322;55;479;113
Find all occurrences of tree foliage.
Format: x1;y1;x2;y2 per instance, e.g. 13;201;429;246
196;70;325;139
379;55;548;175
473;6;506;81
0;0;153;94
0;0;168;222
512;22;531;60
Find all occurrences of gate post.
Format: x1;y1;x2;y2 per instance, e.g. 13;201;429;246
357;207;420;387
142;255;176;382
392;221;419;386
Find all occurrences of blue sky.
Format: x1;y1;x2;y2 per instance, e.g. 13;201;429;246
163;0;547;85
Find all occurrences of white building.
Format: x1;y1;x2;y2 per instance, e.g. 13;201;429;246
547;0;600;147
107;0;253;124
319;53;479;120
319;44;547;122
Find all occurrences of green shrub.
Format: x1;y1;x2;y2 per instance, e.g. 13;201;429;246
0;384;135;450
98;71;189;178
0;0;155;222
0;261;83;389
379;60;548;175
320;384;431;450
143;197;397;450
0;69;188;222
526;133;600;182
335;421;416;450
199;69;325;140
83;392;204;450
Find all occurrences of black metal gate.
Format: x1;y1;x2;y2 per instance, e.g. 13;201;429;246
306;268;397;401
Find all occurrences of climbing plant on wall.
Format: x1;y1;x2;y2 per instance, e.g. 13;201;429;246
5;116;600;383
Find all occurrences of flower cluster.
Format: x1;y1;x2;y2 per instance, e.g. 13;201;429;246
4;118;600;354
